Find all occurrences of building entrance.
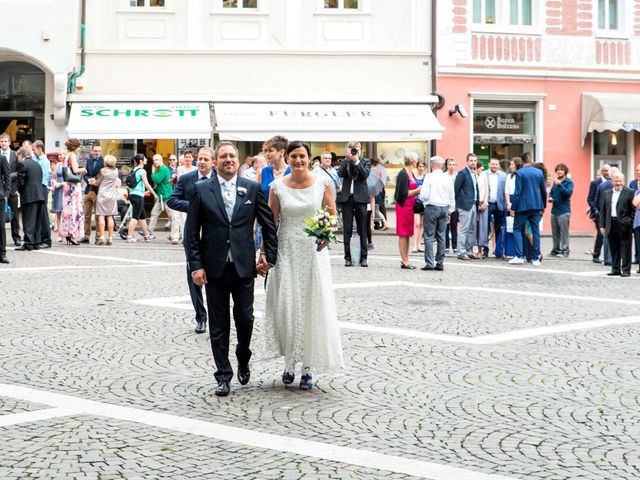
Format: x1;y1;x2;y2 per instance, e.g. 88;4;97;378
0;61;45;144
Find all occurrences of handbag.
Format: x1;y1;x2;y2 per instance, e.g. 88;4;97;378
62;166;82;183
3;201;12;223
413;199;424;214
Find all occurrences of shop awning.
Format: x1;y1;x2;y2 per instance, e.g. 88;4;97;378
581;92;640;146
67;102;212;139
213;103;444;142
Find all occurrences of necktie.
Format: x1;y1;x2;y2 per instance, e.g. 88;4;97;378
222;181;234;220
198;176;207;182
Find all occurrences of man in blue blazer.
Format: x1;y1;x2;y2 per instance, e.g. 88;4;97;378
167;147;215;334
482;158;507;258
509;155;547;265
454;153;479;260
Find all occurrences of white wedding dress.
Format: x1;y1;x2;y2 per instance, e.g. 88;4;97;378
262;176;344;373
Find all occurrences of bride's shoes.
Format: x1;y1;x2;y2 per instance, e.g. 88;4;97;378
299;373;313;391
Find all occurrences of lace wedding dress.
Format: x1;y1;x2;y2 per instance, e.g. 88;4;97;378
262;176;344;373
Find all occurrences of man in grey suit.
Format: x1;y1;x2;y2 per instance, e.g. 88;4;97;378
483;158;507;258
0;132;21;246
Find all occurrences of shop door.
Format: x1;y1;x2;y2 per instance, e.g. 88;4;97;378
474;143;526;171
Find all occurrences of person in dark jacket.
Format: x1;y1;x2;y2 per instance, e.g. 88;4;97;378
548;163;574;257
15;146;45;251
0;150;11;262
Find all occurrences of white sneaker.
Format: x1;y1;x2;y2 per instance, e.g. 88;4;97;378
143;235;154;242
508;257;525;264
126;236;137;243
531;260;541;266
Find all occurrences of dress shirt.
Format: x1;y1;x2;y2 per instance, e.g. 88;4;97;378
611;189;621;218
217;174;237;262
242;168;258;181
466;167;478;201
349;159;360;195
35;154;52;187
420;169;455;213
487;171;499;203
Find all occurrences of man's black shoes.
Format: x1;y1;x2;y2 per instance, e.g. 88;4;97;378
237;365;250;385
39;243;52;249
0;255;9;264
359;259;368;267
195;320;206;334
15;245;32;251
78;237;90;244
215;381;230;397
607;271;621;276
344;260;353;267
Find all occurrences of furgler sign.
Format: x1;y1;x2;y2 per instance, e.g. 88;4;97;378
67;102;212;139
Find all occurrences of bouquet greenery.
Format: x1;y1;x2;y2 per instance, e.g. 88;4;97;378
303;207;338;251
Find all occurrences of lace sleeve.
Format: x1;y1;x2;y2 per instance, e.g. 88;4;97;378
271;178;282;197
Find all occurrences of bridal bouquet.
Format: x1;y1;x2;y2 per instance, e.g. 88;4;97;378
303;207;338;251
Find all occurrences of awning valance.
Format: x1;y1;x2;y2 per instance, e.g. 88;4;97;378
581;92;640;146
67;102;212;139
213;103;444;142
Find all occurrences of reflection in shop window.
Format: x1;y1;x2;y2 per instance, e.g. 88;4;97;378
223;0;258;8
594;131;626;156
324;0;359;9
510;0;532;25
130;0;165;6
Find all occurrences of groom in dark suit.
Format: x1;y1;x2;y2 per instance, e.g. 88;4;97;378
187;141;278;397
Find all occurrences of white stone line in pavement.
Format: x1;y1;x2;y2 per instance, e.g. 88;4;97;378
34;249;168;265
357;254;640;279
0;383;512;480
132;292;640;344
0;263;186;274
0;407;82;427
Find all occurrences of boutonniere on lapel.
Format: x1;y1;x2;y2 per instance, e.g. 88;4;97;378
237;186;247;197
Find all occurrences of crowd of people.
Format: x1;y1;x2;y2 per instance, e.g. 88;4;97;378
392;150;640;277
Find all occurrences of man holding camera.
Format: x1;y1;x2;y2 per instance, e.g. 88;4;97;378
337;141;371;267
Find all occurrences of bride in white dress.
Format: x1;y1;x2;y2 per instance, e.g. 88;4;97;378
262;141;344;390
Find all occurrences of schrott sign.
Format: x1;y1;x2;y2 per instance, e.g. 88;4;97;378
80;106;201;118
67;102;212;139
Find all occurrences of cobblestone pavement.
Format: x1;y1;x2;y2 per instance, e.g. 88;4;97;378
1;231;639;479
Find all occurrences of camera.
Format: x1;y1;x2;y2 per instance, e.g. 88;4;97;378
349;147;358;156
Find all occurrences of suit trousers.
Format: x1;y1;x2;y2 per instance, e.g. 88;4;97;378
186;262;207;324
607;219;632;275
39;185;51;246
83;190;97;239
487;203;505;255
457;208;476;256
423;205;448;268
592;216;604;259
341;195;368;261
205;262;254;383
8;195;20;242
446;209;459;250
21;201;43;249
513;210;541;261
0;198;6;254
550;212;570;255
633;226;640;264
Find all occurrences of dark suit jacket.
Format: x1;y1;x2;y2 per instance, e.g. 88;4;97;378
16;157;45;205
454;167;477;211
167;170;200;213
186;175;277;279
84;155;104;194
0;155;10;198
587;177;603;217
1;149;18;196
630;179;638;191
595;178;612;213
512;165;547;212
599;187;635;235
337;157;371;204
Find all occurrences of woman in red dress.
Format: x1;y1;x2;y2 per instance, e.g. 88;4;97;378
393;152;422;269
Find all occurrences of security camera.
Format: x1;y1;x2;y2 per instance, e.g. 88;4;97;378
456;104;468;118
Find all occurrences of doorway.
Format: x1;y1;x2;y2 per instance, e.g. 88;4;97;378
0;61;45;143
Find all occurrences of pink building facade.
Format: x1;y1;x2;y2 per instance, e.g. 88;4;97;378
436;0;640;232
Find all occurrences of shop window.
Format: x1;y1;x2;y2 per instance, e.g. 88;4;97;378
473;0;496;24
597;0;619;30
324;0;359;9
593;130;627;177
130;0;165;6
223;0;258;8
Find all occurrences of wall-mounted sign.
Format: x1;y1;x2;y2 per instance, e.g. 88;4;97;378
474;112;534;135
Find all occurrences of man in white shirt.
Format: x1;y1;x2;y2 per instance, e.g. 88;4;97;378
242;154;265;181
420;156;455;271
483;158;507;258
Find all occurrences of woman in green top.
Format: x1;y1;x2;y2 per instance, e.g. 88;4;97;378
148;154;180;244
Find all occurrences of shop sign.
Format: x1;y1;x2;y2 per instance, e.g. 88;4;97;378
79;105;201;118
621;122;640;132
474;112;534;135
